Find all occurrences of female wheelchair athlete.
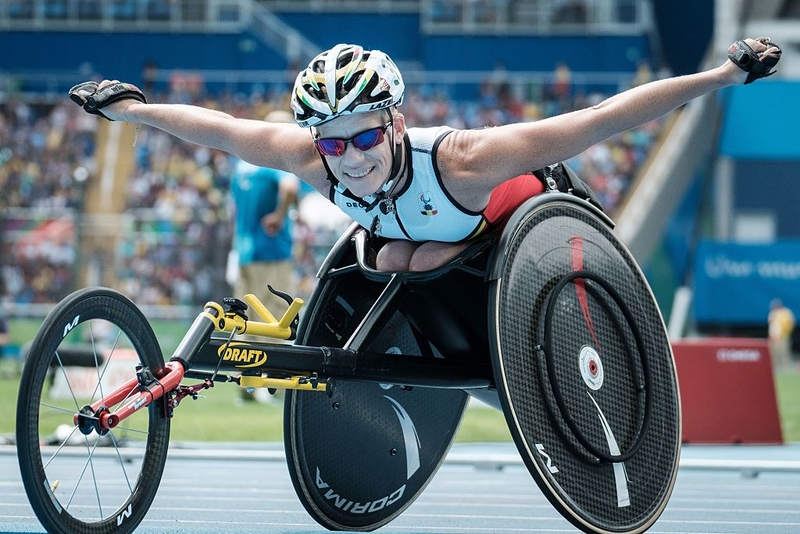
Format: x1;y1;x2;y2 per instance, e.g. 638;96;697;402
16;189;681;534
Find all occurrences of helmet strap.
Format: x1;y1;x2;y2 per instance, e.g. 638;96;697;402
363;129;405;213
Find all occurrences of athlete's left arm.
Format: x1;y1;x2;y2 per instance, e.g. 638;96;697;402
439;39;773;210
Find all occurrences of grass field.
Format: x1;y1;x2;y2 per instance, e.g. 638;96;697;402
0;317;512;443
775;373;800;441
2;316;799;444
2;359;799;444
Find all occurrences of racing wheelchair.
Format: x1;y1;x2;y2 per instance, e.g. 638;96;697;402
16;187;681;534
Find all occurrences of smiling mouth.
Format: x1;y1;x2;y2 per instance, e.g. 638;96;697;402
345;167;375;180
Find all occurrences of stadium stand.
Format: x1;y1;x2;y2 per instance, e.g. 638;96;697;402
1;0;675;308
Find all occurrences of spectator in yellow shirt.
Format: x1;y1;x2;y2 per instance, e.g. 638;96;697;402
768;299;795;373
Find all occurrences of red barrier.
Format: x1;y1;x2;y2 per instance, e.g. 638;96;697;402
672;338;783;444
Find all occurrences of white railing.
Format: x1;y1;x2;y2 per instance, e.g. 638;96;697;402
420;0;652;35
0;0;244;32
0;0;652;35
247;1;320;67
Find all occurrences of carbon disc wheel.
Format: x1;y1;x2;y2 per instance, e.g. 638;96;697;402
285;251;467;531
489;197;680;534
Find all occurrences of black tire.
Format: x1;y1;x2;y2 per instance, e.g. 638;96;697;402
16;287;170;534
490;198;680;534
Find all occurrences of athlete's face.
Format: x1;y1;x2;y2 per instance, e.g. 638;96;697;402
314;110;405;198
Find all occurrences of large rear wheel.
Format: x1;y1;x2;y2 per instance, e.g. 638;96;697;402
490;198;681;534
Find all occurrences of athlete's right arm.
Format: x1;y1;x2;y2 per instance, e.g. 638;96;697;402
93;81;326;184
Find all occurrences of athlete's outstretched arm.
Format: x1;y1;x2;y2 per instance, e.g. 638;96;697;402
440;37;781;208
84;80;326;186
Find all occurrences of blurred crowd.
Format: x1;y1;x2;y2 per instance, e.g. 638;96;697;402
0;99;96;209
1;72;662;306
0;99;97;304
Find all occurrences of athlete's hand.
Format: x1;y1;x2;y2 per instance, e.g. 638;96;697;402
69;79;147;121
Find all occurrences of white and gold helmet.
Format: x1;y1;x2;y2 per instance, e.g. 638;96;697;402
291;44;405;128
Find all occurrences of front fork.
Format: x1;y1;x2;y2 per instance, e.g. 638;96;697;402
74;360;189;435
75;294;303;436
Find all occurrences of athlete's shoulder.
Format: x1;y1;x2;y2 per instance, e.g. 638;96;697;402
407;125;456;153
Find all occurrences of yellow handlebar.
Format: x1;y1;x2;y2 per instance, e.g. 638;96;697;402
205;294;305;340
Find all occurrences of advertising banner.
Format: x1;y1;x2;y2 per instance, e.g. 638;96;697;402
693;240;800;325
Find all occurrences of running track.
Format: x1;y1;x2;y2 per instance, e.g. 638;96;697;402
3;442;800;533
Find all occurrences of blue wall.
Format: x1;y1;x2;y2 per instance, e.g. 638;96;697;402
733;160;800;239
421;35;649;72
720;83;800;160
276;12;650;72
0;31;287;91
691;81;800;329
718;83;800;240
275;12;422;62
2;12;652;96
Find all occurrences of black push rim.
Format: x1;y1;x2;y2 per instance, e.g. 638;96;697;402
541;269;653;464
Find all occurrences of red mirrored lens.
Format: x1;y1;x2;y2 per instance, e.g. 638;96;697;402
315;124;388;157
316;139;346;156
351;127;384;151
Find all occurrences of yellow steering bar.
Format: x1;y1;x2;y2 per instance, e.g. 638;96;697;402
201;293;304;340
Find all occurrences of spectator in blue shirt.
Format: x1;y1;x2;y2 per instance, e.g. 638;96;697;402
229;110;299;319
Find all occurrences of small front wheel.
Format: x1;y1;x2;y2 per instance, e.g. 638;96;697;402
16;287;170;534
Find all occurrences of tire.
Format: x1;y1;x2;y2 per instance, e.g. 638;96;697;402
16;287;170;534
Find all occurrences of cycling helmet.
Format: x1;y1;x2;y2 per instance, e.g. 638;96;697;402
291;43;405;128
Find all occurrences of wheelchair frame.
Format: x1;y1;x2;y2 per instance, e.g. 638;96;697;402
16;192;680;534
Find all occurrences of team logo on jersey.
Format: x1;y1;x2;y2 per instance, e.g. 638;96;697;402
418;192;437;215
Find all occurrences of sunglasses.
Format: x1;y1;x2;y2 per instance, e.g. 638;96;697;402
314;122;392;157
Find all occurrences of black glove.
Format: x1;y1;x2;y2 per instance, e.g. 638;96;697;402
727;38;782;84
69;81;147;120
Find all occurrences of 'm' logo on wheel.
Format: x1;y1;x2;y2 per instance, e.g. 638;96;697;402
116;503;132;526
535;443;559;474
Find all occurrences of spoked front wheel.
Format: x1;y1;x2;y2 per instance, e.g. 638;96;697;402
16;287;170;534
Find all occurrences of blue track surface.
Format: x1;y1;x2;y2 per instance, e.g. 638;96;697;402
3;442;800;534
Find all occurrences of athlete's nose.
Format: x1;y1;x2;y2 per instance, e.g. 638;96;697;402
340;141;368;163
